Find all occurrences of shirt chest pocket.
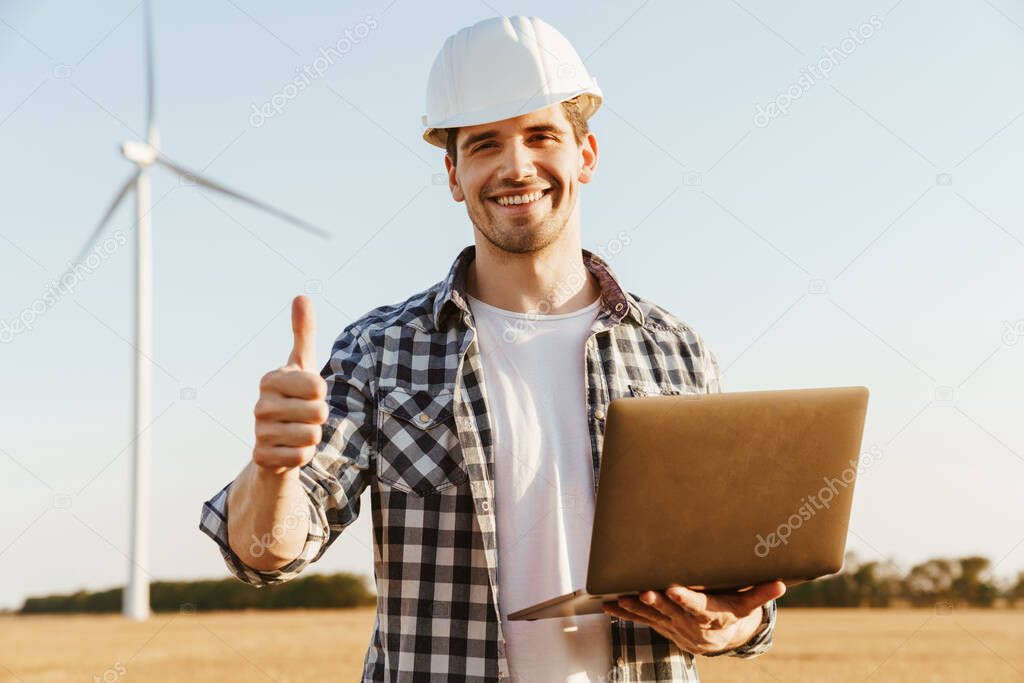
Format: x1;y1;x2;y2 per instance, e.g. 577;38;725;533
376;387;468;495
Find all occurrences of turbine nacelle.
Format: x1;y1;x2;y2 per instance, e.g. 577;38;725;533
121;140;159;166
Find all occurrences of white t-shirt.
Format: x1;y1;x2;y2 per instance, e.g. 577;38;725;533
466;292;613;683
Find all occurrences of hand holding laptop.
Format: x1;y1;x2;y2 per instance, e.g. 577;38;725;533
508;387;869;625
602;580;786;655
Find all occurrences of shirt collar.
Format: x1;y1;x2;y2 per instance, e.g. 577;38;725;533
432;244;645;331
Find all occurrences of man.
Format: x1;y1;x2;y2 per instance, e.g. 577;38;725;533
200;15;784;682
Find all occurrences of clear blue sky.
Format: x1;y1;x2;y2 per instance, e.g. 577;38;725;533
1;0;1022;610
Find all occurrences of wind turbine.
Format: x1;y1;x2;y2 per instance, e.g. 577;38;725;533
68;0;329;621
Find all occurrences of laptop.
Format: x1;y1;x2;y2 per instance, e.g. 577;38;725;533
507;386;870;621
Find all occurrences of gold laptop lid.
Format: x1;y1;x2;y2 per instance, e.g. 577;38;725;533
586;386;869;595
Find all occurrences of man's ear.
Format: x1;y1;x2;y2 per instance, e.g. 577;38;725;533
579;132;598;184
444;154;465;202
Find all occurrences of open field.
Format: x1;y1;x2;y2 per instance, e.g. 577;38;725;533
1;607;1022;682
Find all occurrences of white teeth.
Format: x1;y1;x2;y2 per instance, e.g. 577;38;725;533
495;190;545;206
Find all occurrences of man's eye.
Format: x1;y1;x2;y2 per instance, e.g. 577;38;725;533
530;135;555;142
474;142;496;152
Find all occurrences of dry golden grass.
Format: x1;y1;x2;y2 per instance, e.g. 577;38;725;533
1;607;1022;682
700;608;1024;682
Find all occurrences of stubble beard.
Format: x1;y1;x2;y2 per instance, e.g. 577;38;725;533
466;183;570;255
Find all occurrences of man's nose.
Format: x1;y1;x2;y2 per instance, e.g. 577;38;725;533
496;139;537;181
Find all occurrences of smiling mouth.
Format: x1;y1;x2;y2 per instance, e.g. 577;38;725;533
486;188;553;210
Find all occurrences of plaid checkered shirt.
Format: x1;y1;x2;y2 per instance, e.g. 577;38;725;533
199;244;777;681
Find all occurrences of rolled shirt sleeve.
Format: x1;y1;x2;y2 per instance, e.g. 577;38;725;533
198;324;377;587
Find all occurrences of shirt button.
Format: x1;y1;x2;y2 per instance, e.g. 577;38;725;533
616;656;625;667
481;500;491;512
594;408;606;420
614;302;624;312
418;413;430;423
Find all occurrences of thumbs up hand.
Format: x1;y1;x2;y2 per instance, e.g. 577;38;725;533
252;296;329;474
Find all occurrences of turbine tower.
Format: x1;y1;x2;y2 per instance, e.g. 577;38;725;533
69;0;329;620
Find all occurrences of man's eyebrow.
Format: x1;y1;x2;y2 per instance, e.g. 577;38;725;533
460;124;567;151
460;130;498;151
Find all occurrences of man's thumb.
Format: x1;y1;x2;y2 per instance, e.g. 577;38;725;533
287;295;316;370
742;580;786;614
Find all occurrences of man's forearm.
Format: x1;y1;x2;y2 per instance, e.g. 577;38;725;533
227;461;311;571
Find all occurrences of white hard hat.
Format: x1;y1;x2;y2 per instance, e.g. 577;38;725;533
421;16;603;149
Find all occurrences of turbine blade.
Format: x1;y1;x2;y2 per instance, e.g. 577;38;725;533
154;155;330;239
142;0;156;142
66;171;139;272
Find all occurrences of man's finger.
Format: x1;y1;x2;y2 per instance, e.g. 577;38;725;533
735;580;786;614
287;295;316;370
665;585;711;618
638;590;689;623
261;368;326;400
668;580;785;618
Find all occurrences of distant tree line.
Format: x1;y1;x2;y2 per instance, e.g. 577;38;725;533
17;556;1024;614
19;572;376;614
780;552;1024;608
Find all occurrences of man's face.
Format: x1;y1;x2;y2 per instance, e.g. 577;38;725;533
444;103;597;254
